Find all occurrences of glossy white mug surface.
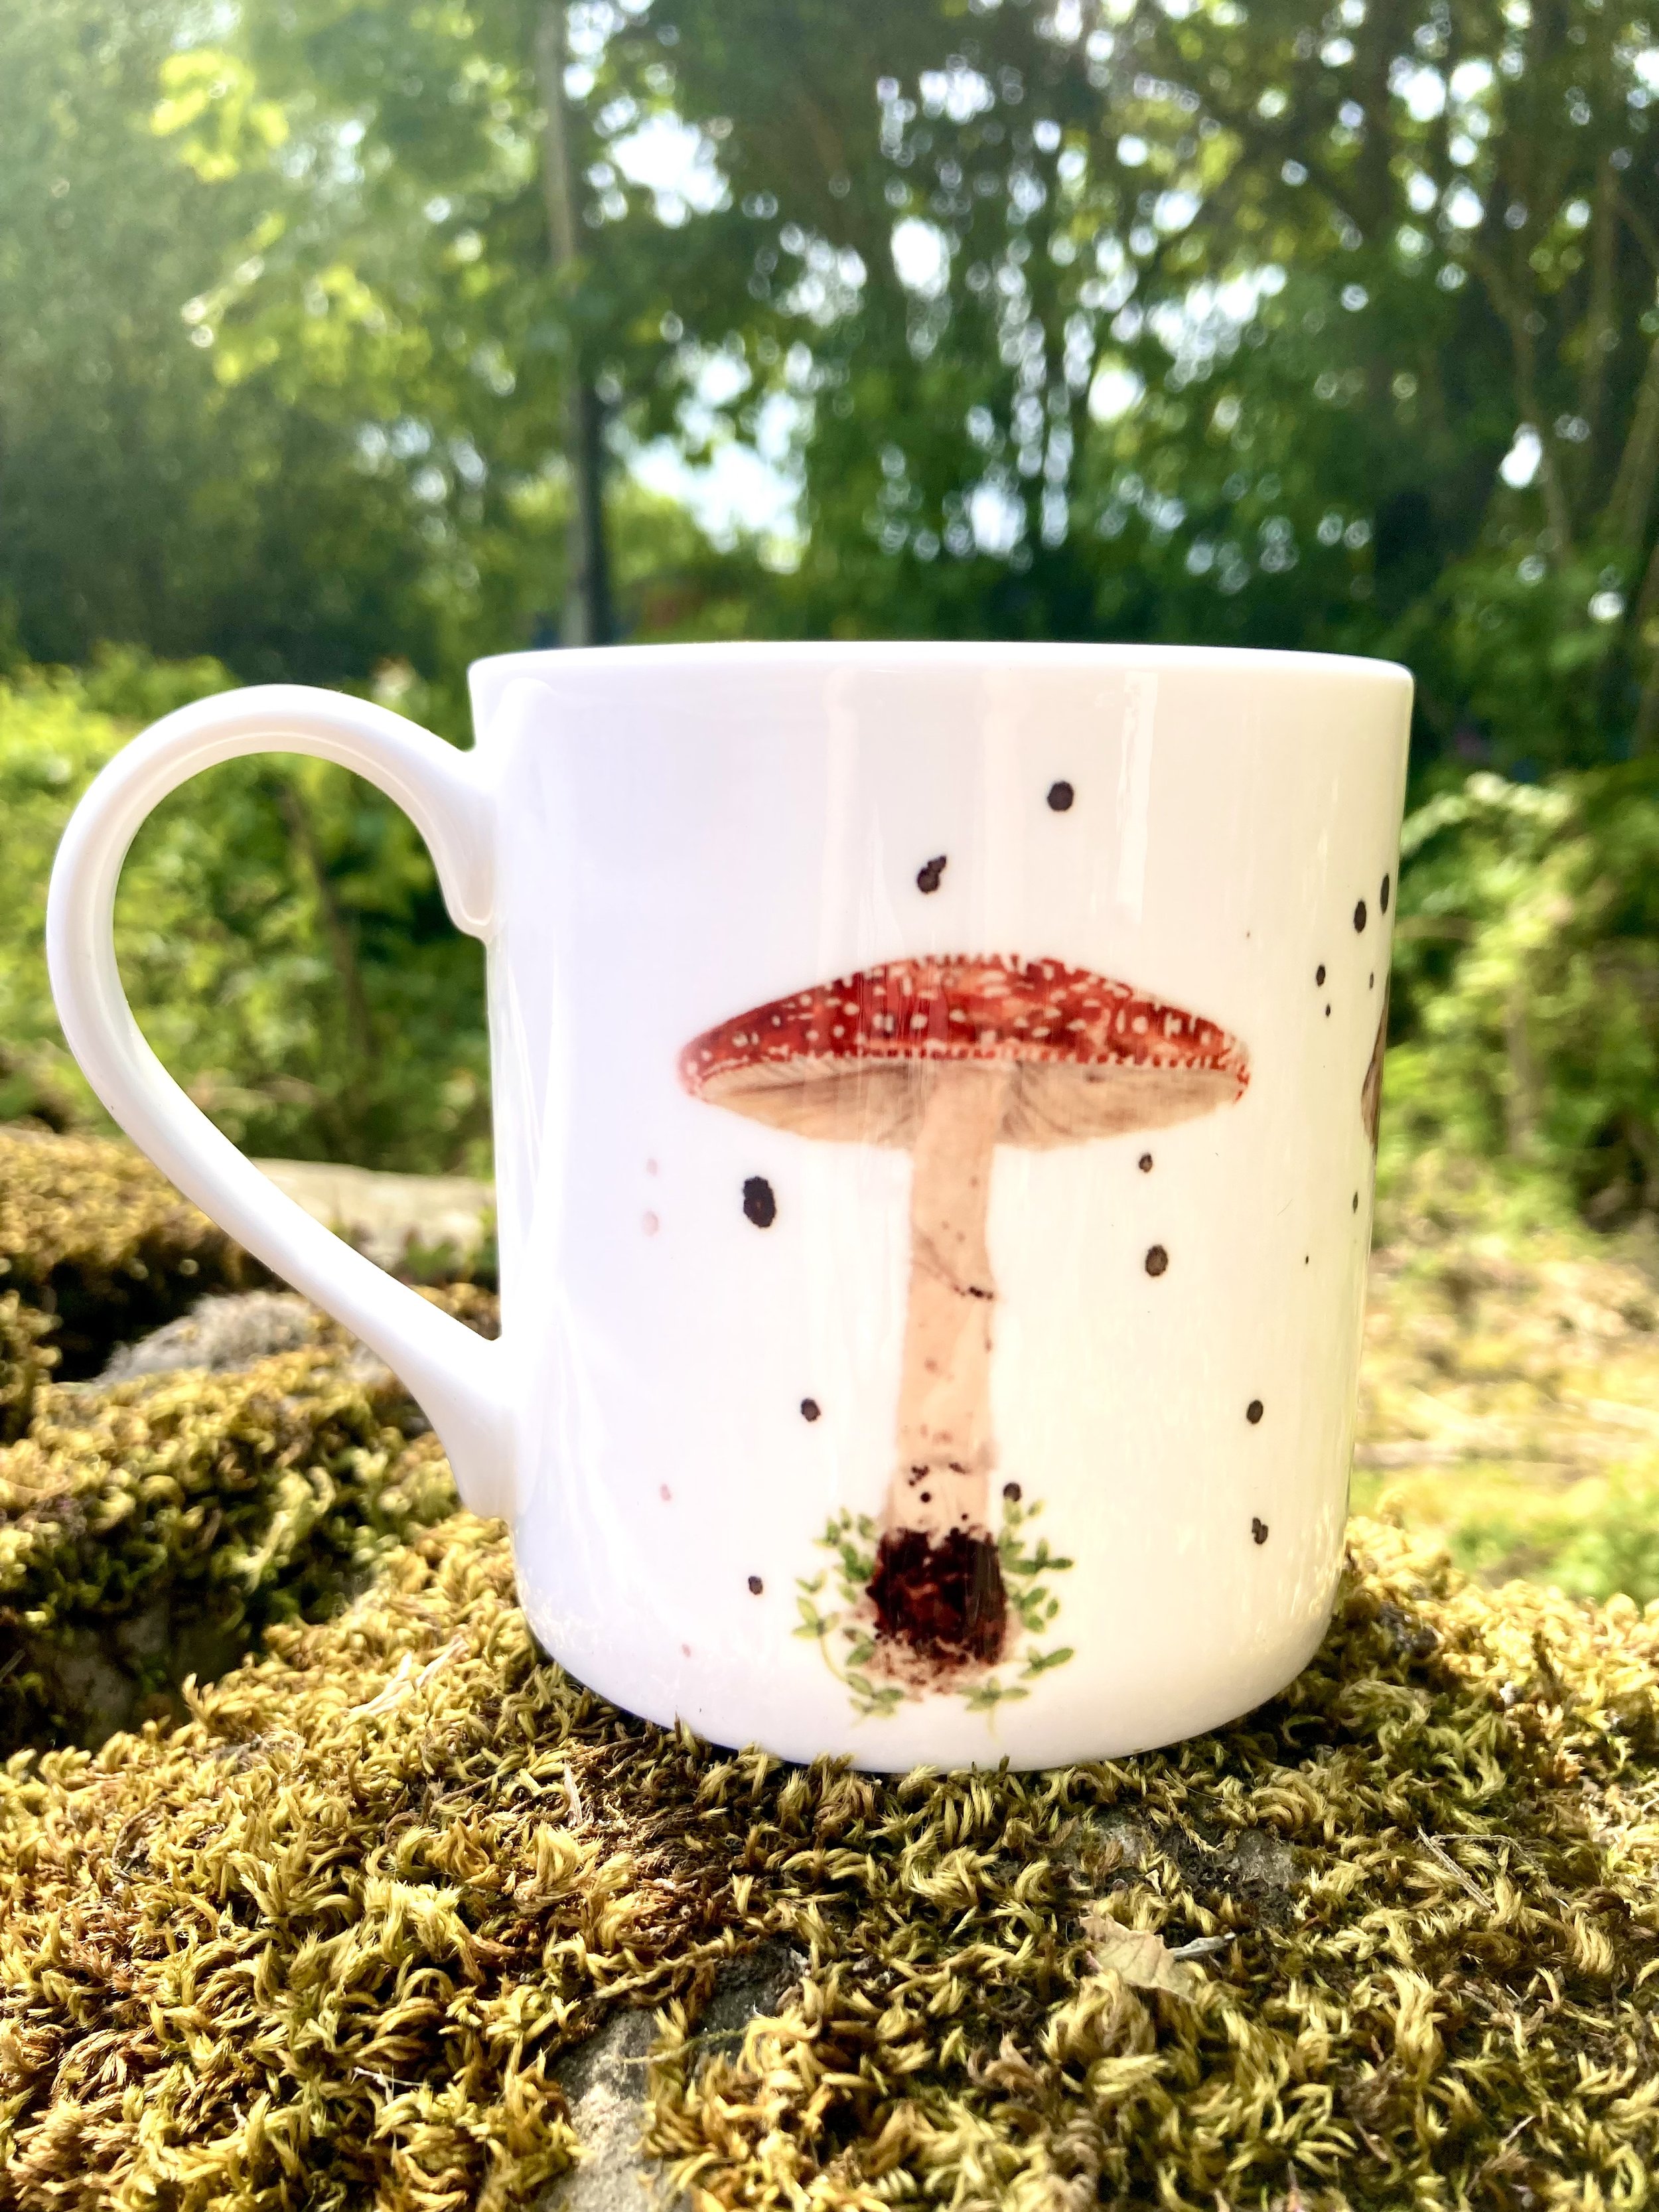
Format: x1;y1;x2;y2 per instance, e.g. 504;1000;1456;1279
47;643;1411;1769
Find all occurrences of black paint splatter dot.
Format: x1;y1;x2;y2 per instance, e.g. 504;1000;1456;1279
1369;972;1375;989
1247;1399;1263;1424
1003;1481;1022;1502
1252;1518;1269;1546
1046;780;1075;812
1315;964;1326;986
800;1397;821;1422
1354;898;1368;932
1304;1254;1310;1266
743;1175;776;1228
1380;872;1391;913
1352;1191;1360;1213
747;1574;764;1595
1325;1004;1331;1017
1138;1151;1153;1173
1145;1244;1169;1277
916;854;947;893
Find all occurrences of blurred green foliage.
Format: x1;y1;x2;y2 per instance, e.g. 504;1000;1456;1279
7;0;1658;757
7;0;1659;1183
1451;1473;1659;1607
0;660;490;1171
1384;767;1659;1221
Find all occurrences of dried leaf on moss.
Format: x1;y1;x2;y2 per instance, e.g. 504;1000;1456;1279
1081;1912;1206;1998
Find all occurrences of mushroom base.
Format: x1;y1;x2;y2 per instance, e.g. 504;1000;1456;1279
867;1526;1007;1676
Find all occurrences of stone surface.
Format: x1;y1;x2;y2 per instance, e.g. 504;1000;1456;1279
13;1605;247;1746
96;1290;323;1382
689;1939;804;2061
540;1943;805;2209
542;2011;666;2211
253;1159;493;1272
1072;1811;1305;1928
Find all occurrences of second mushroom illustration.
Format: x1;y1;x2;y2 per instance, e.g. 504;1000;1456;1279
680;956;1250;1691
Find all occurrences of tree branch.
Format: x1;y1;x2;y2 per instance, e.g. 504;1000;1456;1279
1617;184;1659;278
1605;331;1659;552
1628;530;1659;753
1467;244;1575;554
1582;149;1617;446
275;778;375;1077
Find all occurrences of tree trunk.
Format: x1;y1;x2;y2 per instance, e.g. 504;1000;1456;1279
276;778;374;1062
1504;972;1538;1156
534;1;613;648
275;776;375;1147
1630;530;1659;752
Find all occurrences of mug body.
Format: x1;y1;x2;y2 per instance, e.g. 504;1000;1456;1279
472;642;1410;1769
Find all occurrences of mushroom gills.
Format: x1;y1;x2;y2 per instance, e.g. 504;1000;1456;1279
696;1054;1242;1150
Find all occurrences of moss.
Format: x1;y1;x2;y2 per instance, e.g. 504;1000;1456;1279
4;1132;1656;2201
0;1126;263;1378
1;1509;1656;2209
0;1286;497;1752
0;1292;58;1447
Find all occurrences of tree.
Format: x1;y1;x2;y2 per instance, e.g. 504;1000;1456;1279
585;0;1659;765
0;3;451;685
13;0;1659;774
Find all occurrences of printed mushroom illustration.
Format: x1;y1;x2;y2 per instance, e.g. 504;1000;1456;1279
680;956;1250;1684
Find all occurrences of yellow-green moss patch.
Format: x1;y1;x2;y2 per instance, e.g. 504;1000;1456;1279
0;1287;496;1750
0;1126;260;1378
3;1512;1656;2209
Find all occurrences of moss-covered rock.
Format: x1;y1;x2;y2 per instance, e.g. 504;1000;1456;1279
0;1126;263;1378
0;1291;58;1447
0;1284;497;1751
4;1129;1657;2204
1;1511;1656;2209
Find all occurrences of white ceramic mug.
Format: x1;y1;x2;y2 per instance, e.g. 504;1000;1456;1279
48;644;1410;1770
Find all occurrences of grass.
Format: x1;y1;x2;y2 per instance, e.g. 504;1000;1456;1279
1359;1153;1659;1602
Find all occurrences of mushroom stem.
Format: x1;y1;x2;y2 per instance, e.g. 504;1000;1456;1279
887;1067;1010;1543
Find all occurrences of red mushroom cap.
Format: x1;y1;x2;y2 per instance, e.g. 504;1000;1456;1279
680;956;1249;1149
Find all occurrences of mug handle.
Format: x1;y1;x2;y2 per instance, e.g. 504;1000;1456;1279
45;683;512;1520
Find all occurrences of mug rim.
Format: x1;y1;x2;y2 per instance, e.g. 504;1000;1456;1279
469;638;1413;690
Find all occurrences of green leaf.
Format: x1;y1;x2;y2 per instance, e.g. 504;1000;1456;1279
962;1678;1030;1710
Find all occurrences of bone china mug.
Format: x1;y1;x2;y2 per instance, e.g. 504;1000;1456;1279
48;643;1411;1770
